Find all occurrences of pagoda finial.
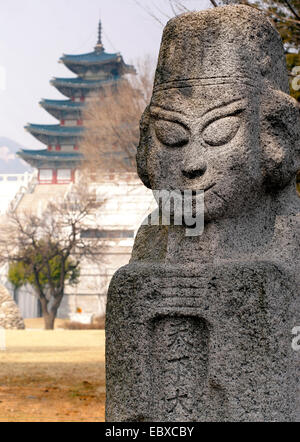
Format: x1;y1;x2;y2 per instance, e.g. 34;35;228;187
95;19;104;52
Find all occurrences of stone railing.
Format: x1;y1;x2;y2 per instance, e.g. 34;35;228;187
7;171;38;213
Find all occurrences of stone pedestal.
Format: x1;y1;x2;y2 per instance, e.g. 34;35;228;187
106;261;299;422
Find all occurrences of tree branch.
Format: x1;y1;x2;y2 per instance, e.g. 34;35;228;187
282;0;300;20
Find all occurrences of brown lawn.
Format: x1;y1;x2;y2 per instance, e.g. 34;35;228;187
0;321;105;422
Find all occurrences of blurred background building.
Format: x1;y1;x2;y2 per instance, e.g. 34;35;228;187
0;21;155;320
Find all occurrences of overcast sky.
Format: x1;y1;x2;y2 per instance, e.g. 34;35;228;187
0;0;211;149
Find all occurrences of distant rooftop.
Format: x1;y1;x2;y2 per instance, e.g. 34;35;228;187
18;149;83;159
25;124;84;136
60;21;135;75
40;99;84;109
50;77;120;87
61;51;121;65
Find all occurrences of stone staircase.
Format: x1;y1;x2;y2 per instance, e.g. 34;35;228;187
16;184;70;214
2;172;157;319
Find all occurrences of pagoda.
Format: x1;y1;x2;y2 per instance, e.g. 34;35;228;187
18;21;135;184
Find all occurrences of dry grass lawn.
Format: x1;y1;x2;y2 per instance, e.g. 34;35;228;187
0;325;105;422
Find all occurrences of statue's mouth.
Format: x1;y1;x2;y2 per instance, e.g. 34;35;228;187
183;183;216;193
204;183;216;192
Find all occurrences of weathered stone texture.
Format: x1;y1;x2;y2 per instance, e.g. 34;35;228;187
106;5;300;422
0;285;25;329
106;261;298;422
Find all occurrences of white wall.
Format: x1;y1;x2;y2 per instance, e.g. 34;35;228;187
0;172;35;214
0;172;157;320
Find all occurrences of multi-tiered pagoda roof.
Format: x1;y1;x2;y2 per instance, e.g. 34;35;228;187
60;50;135;76
18;21;135;184
40;99;84;120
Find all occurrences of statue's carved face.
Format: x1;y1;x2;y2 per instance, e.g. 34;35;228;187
142;85;263;221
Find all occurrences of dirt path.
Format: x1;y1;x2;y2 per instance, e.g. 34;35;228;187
0;329;105;422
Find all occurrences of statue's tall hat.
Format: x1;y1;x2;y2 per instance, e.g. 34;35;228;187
153;5;289;94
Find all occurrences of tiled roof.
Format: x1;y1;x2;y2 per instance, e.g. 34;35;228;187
50;77;120;88
18;149;83;159
40;99;84;109
61;50;120;65
25;124;84;136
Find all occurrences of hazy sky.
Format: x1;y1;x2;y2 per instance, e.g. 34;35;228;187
0;0;211;149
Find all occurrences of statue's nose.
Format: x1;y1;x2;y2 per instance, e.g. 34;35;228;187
181;158;207;180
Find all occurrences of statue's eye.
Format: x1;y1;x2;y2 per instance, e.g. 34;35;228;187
202;116;240;146
154;120;189;147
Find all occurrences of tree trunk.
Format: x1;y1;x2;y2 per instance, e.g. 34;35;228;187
39;295;55;330
38;289;64;330
47;297;63;330
13;287;19;303
44;312;56;330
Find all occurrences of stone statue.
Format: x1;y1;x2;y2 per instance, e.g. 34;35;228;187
0;285;25;330
106;5;300;422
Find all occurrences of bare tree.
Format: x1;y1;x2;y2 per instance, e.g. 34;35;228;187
80;56;155;178
133;0;193;25
0;184;103;329
209;1;300;40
